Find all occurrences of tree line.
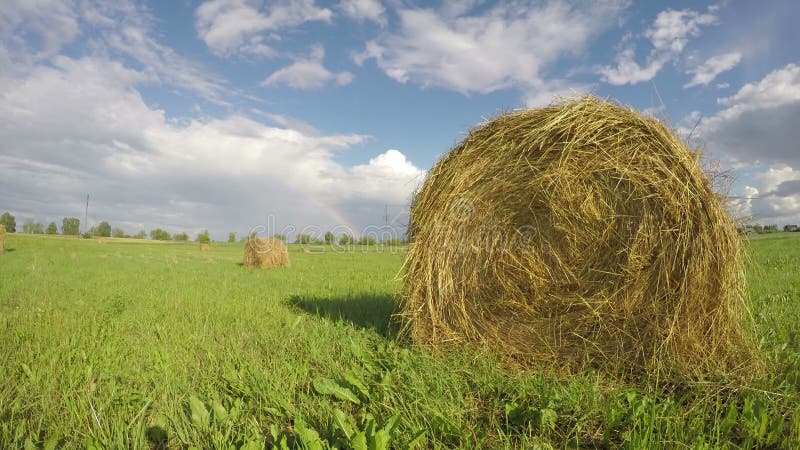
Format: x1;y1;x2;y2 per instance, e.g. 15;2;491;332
2;211;409;245
0;212;222;243
743;223;800;234
292;232;405;246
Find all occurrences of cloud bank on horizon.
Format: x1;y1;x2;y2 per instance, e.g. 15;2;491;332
1;0;798;239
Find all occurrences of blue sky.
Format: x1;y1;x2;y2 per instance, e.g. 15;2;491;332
1;0;799;240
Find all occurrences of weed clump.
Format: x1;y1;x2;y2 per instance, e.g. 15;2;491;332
400;96;759;380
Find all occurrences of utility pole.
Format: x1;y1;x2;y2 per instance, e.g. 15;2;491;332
84;194;89;234
384;204;389;226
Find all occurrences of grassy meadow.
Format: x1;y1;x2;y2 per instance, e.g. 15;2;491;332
1;233;799;449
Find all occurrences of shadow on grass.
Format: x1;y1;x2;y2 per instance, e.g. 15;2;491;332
289;293;399;338
145;425;168;449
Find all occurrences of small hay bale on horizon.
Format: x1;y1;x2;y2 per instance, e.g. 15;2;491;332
199;243;210;251
300;247;311;254
0;224;5;252
243;238;290;269
400;96;759;381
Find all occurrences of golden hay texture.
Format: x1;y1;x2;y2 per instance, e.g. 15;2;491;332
301;247;311;254
199;243;210;251
0;224;5;252
243;238;290;269
400;96;758;380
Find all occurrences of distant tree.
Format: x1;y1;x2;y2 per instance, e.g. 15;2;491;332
382;238;406;246
46;222;58;234
173;232;189;241
150;228;171;241
339;234;353;245
22;220;44;234
197;230;211;244
272;234;286;242
91;221;111;237
1;212;16;232
82;232;92;239
752;224;764;234
228;232;236;243
764;224;779;233
112;227;125;238
783;224;798;232
295;234;311;244
62;217;80;235
358;236;377;246
133;230;147;239
324;231;335;245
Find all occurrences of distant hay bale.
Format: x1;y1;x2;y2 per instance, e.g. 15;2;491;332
243;238;290;269
199;243;210;251
98;238;107;244
400;96;758;380
301;247;311;254
0;224;5;252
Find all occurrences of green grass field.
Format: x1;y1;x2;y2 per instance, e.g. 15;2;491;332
1;233;799;449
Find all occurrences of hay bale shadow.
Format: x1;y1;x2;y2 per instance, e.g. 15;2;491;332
289;293;399;337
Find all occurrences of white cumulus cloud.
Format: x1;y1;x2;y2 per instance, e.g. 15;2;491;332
262;46;354;89
195;0;332;57
599;8;718;85
729;185;759;220
338;0;386;26
745;166;800;224
697;63;800;166
353;0;626;96
755;166;800;193
0;0;80;60
0;53;420;239
684;52;742;88
1;0;229;104
695;64;800;225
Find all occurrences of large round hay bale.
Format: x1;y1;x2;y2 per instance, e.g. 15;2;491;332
243;238;290;269
199;243;210;251
0;224;5;252
401;96;756;379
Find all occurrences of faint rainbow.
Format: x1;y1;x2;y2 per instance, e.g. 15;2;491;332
308;198;360;235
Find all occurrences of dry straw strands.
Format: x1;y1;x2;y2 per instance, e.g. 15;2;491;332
0;224;5;252
400;96;759;381
199;243;210;251
243;238;290;269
